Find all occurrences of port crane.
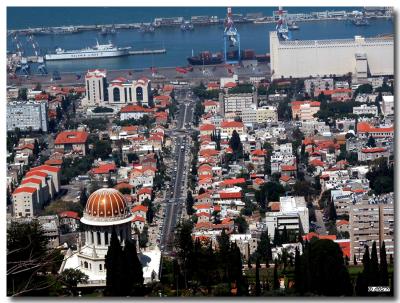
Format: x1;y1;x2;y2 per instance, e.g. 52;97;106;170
27;35;47;75
275;6;292;41
223;7;241;64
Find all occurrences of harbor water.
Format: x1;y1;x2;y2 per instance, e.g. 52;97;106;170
7;7;393;74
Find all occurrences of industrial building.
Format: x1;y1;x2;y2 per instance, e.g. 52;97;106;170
269;31;394;81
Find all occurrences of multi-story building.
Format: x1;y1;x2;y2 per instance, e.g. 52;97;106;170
12;187;39;218
291;101;320;121
7;100;48;132
54;131;89;156
304;78;334;95
265;196;309;239
357;147;390;162
381;95;394;117
85;69;108;106
241;106;278;125
219;120;245;136
350;202;394;262
270;31;394;79
353;104;378;116
220;92;256;115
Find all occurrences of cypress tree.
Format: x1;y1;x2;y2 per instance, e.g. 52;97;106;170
282;226;288;244
273;260;280;290
255;257;261;296
389;254;393;265
379;242;389;286
353;255;358;266
370;241;379;285
186;190;194;215
122;239;144;296
294;247;302;294
105;229;123;296
247;243;252;269
273;227;280;247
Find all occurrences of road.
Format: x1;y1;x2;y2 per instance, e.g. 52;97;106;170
7;63;270;88
160;88;194;252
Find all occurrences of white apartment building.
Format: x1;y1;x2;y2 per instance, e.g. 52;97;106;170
220;93;256;115
85;69;108;106
304;78;334;94
12;187;39;218
241;105;278;125
7;101;48;132
265;196;309;239
381;95;394;117
350;202;394;262
357;147;390;162
353;104;378;116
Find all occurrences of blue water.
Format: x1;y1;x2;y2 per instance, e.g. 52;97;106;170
7;7;393;73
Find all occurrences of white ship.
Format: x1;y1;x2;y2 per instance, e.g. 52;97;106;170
45;41;131;60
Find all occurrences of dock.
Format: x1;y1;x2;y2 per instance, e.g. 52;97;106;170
128;49;166;55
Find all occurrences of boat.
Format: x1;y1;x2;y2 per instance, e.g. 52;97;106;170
255;53;270;63
288;21;300;30
187;51;223;65
180;21;194;31
45;41;131;61
352;17;369;26
139;24;155;33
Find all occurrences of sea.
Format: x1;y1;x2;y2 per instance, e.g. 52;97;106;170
7;7;394;74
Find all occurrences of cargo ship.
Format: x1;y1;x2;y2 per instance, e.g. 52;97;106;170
45;41;131;61
187;51;223;65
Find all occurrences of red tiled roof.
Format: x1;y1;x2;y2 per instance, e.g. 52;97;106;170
254;178;265;185
138;187;152;195
132;215;146;223
357;122;394;133
337;220;349;226
55;131;89;145
114;182;133;190
303;232;337;241
21;178;42;185
122;125;139;132
195;222;213;229
310;159;325;167
196;212;211;217
131;205;148;213
120;105;154;113
199;149;220;157
59;211;80;220
15;144;34;151
224;82;237;88
322;88;352;95
292;101;320;111
221;178;246;186
361;147;387;153
204;100;219;106
207;82;219;89
213;205;221;212
26;171;48;178
270;202;280;212
279;175;292;182
91;163;116;174
194;203;212;210
30;165;60;173
251;149;267;156
220;121;244;128
281;165;296;171
13;187;37;195
336;240;350;258
200;124;216;131
197;192;211;200
219;191;242;199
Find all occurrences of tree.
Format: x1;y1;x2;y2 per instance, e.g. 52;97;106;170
18;88;27;101
370;241;379;286
273;227;281;247
122;239;144;296
175;220;194;288
234;216;248;233
367;135;376;148
92;139;112;160
298;239;352;296
217;229;230;281
61;269;88;296
257;231;272;264
229;130;243;158
328;201;337;221
294;247;302;293
186;190;194;215
255;258;261;296
105;229;123;296
353;255;358;266
273;260;280;290
379;242;389;286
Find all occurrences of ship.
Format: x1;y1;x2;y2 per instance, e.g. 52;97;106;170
45;41;131;61
187;51;223;65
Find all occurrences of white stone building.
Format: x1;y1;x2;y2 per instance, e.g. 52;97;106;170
7;100;48;132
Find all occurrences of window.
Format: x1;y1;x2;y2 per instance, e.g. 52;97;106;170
97;231;101;245
84;261;88;269
113;87;120;102
136;86;143;101
105;231;109;245
99;264;102;271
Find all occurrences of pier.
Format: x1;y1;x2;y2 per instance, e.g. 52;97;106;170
128;49;166;55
